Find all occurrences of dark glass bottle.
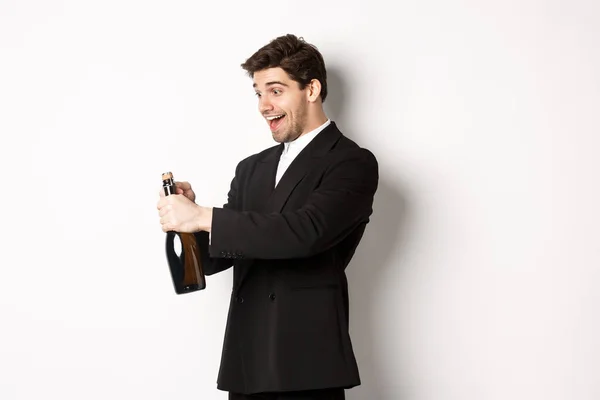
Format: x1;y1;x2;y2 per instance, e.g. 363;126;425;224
162;172;206;294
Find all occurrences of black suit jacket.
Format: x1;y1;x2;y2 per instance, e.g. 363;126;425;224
195;121;379;394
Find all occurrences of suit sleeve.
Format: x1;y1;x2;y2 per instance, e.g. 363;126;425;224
208;148;378;260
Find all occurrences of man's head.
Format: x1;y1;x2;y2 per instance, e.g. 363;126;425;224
241;34;329;143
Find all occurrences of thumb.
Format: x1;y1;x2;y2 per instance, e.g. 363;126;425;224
176;181;192;191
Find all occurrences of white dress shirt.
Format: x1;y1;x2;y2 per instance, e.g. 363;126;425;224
275;119;331;187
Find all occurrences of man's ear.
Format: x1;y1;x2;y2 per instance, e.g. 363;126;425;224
306;79;322;103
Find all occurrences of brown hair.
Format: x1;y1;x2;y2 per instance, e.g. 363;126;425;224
241;34;328;102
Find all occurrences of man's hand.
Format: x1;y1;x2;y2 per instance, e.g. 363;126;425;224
158;181;196;202
157;194;213;233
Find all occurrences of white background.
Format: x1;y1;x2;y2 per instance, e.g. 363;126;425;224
1;1;599;399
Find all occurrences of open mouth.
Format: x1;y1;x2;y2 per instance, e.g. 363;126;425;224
266;114;286;131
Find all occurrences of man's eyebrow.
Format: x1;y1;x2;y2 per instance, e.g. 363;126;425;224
253;81;289;88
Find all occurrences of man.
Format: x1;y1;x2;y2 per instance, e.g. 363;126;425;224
157;34;379;400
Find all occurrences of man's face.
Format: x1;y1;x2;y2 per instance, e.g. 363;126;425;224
253;67;308;143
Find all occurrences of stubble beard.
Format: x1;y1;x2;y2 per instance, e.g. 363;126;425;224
273;104;308;144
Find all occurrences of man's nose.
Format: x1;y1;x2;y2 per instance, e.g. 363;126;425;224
259;97;273;114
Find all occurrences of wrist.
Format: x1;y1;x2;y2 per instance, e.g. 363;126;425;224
197;206;213;232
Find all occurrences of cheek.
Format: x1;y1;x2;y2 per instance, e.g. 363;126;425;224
274;95;302;115
281;100;299;115
273;99;288;112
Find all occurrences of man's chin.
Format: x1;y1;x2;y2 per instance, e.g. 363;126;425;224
271;130;288;143
271;127;301;144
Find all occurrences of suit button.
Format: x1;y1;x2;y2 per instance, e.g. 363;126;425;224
269;293;276;301
236;296;244;303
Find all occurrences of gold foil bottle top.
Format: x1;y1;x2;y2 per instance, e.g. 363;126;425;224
162;172;173;180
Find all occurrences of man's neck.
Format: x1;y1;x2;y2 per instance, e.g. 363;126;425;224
297;113;328;139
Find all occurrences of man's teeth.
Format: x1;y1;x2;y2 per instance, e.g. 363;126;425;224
267;115;284;120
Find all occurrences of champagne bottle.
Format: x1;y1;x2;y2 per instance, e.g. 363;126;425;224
162;172;206;294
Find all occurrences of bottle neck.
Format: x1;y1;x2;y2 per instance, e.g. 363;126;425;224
162;178;175;196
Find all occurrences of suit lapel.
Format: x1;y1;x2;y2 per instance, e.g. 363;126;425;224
247;144;283;212
266;122;342;212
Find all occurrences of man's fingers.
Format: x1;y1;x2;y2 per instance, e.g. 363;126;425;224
158;205;171;217
157;182;190;232
160;213;173;231
157;196;171;210
176;181;192;191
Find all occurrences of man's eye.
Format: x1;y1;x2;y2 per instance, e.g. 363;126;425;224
255;92;261;97
272;89;281;95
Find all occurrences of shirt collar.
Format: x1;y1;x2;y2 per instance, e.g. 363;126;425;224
282;119;331;156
